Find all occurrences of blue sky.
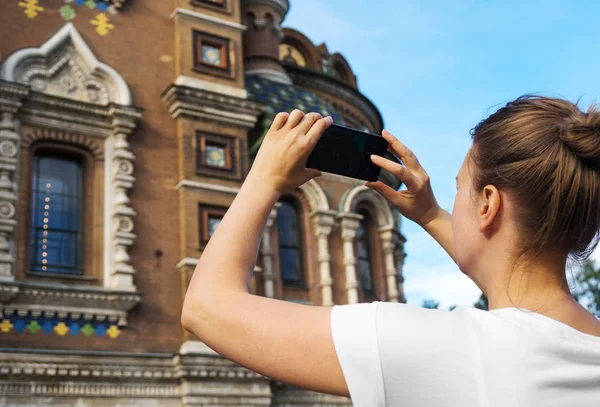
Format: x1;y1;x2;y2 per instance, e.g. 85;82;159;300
285;0;600;308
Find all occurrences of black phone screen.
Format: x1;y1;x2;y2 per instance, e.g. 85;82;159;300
305;124;389;182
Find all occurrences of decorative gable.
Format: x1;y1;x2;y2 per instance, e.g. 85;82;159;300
0;23;131;105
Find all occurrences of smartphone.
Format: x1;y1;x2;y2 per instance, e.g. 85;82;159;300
306;124;389;182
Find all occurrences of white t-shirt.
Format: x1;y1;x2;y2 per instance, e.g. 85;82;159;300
331;302;600;407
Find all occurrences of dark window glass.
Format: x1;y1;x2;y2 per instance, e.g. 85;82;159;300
30;154;83;275
356;216;374;295
277;200;303;286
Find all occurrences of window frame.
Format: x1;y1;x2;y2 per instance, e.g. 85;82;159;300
195;132;241;180
355;210;376;298
192;30;233;78
198;204;228;248
276;197;306;289
25;143;96;282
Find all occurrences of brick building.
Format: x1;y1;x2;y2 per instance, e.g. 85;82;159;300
0;0;407;405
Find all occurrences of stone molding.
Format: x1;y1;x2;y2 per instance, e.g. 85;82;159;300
170;8;247;32
0;348;349;405
0;280;141;326
162;83;264;128
241;0;290;19
1;23;132;106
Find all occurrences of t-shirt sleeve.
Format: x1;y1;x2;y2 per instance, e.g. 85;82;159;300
330;302;385;407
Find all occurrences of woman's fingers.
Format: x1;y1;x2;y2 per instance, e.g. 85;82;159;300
297;112;323;134
305;116;333;150
381;130;426;176
365;181;402;204
284;109;305;130
269;112;289;132
370;154;419;191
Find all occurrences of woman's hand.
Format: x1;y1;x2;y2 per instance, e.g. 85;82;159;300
248;109;333;196
366;130;457;262
366;130;442;226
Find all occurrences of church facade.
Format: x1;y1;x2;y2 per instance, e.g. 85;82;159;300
0;0;406;405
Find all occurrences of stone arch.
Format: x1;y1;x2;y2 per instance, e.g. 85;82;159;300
330;52;357;88
340;185;393;229
298;179;330;212
280;28;320;70
0;23;131;106
20;127;104;161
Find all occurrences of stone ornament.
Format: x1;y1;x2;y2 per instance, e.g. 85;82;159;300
0;141;17;157
0;202;16;219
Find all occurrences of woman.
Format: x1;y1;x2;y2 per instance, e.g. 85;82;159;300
181;96;600;406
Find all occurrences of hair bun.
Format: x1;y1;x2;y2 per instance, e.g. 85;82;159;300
563;109;600;162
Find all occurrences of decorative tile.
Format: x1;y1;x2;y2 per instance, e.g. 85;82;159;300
1;312;122;339
96;1;109;12
59;4;77;21
13;319;27;333
81;324;95;337
90;13;114;36
69;322;81;336
107;325;121;339
54;322;69;336
18;0;45;18
42;320;54;334
95;324;107;337
0;319;13;333
245;76;342;123
26;320;42;334
74;0;86;6
85;0;97;8
202;44;222;67
205;145;226;168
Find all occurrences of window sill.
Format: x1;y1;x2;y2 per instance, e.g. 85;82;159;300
26;271;98;282
0;279;142;327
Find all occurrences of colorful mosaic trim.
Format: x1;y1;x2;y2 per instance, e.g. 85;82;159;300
0;314;121;339
18;0;117;36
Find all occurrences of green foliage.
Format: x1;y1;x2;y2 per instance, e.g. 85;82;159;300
422;298;440;309
572;260;600;318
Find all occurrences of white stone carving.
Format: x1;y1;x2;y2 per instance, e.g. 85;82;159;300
0;23;131;105
338;212;362;304
0;201;16;218
0;140;17;157
260;203;280;298
339;185;401;302
0;25;142;318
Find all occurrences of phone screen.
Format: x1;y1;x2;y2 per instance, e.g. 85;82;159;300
306;124;389;181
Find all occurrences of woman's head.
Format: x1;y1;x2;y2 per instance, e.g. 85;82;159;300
452;96;600;281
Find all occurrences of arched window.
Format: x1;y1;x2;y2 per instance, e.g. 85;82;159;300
277;199;304;287
30;152;84;275
356;214;375;296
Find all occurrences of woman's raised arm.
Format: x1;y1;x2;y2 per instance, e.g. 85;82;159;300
181;110;349;396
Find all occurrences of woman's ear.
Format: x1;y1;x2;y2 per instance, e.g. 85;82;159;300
479;184;501;234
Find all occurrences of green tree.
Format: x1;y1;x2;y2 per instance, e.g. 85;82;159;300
572;260;600;318
422;299;440;309
474;293;489;311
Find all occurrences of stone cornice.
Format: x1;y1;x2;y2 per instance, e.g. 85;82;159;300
286;65;384;132
170;8;247;32
241;0;290;19
162;84;265;128
0;280;142;326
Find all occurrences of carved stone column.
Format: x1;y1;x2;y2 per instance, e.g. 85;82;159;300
108;106;141;291
260;203;280;298
0;82;28;281
393;231;407;303
379;227;399;302
311;210;336;306
338;212;362;304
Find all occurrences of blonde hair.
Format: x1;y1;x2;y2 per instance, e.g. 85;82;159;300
470;95;600;262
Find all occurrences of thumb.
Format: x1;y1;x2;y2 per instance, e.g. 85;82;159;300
307;168;322;179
